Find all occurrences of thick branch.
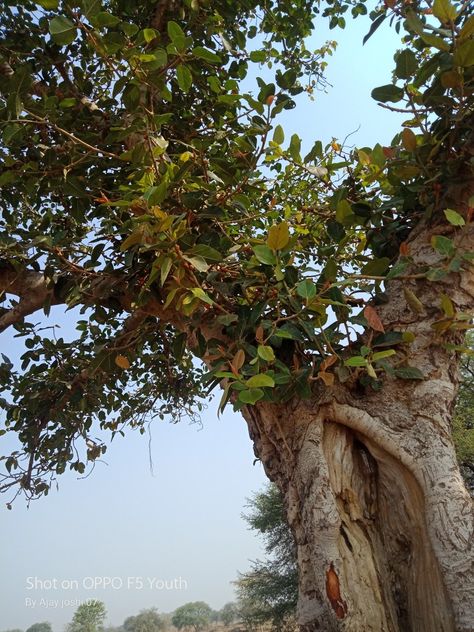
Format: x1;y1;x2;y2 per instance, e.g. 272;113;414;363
0;264;61;332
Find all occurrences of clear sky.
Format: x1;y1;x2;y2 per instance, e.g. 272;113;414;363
0;11;405;631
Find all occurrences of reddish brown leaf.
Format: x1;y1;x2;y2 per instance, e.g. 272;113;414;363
364;305;385;333
230;349;245;375
320;355;338;372
318;371;335;387
115;355;130;369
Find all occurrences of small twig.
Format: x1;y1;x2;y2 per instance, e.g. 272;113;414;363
23;111;120;159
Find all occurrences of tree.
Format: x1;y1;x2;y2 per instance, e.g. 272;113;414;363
25;625;52;632
0;0;473;629
236;485;297;630
171;602;212;632
218;603;238;627
67;600;107;632
123;608;164;632
453;332;474;490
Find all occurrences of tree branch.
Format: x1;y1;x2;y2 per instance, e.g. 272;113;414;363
0;264;60;332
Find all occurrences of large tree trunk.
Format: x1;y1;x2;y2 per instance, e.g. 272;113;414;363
242;219;474;631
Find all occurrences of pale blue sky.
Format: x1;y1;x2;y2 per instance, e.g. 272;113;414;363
0;12;405;631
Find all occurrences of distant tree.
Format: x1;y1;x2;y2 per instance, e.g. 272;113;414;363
219;603;237;627
209;610;219;624
235;484;297;631
67;600;107;632
123;608;164;632
171;602;212;632
453;332;474;491
26;625;52;632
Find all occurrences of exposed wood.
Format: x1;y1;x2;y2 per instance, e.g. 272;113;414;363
243;217;474;631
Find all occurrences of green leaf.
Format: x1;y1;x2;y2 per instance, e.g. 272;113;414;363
189;244;223;261
275;324;304;341
249;50;267;63
453;40;474;67
143;28;157;43
394;366;424;380
289;134;301;161
386;261;409;280
363;13;386;45
246;374;275;388
160;257;173;286
426;267;448;281
82;0;101;19
238;388;265;404
460;15;474;40
401;128;417;152
167;20;186;47
361;257;390;276
120;230;143;251
372;349;396;362
335;199;353;225
432;0;458;23
402;331;416;343
267;222;290;250
215;315;237;328
38;0;59;8
257;81;275;103
217;380;231;415
93;12;121;27
257;345;275;362
191;287;214;305
345;356;368;367
59;97;77;108
444;209;465;226
371;85;404;103
404;287;424;314
395;50;417;79
420;33;450;52
182;255;209;272
193;46;221;64
440;293;455;317
253;245;276;265
323;259;338;282
431;235;455;257
405;9;425;35
49;16;76;45
176;64;193;93
373;332;405;347
273;124;285;145
296;279;317;300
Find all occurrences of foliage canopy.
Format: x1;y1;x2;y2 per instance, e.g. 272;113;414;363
171;601;212;632
66;600;107;632
236;484;298;630
0;0;473;500
25;625;53;632
123;608;165;632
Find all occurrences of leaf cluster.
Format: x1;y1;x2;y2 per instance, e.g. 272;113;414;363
0;0;473;499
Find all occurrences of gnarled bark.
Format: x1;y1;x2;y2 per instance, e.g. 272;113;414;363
245;393;473;632
242;219;474;631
